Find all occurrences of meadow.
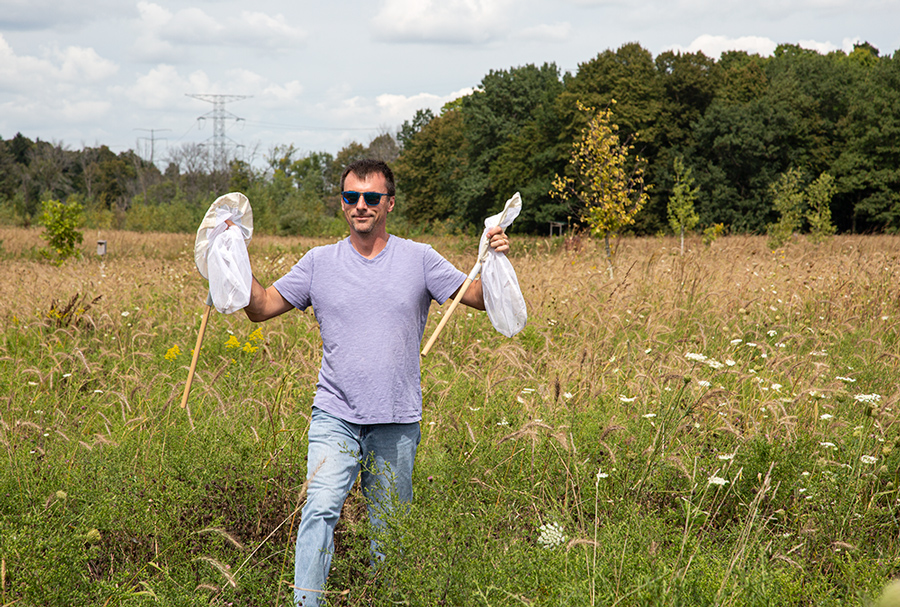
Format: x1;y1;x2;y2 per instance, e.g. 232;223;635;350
1;226;899;606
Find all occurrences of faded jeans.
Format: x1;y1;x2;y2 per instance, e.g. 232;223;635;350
293;406;420;607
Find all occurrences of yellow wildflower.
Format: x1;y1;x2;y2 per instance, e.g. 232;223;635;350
165;345;181;360
225;335;241;349
248;327;264;343
242;342;258;354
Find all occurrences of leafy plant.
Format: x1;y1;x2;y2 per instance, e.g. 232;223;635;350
806;172;838;243
38;197;84;262
551;100;649;278
668;156;700;255
767;169;805;249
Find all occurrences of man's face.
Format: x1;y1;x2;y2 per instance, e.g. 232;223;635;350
341;171;394;237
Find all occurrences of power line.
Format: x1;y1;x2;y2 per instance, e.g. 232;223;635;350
134;128;171;166
186;93;251;170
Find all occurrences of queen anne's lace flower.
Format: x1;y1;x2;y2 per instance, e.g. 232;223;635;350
538;522;567;549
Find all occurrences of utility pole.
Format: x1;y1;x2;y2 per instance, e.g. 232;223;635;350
186;94;251;171
135;128;170;167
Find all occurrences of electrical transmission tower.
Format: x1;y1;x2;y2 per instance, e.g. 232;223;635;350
186;94;251;170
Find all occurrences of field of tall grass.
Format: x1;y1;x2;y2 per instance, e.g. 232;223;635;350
2;226;900;606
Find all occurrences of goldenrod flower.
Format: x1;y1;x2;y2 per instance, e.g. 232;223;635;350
225;335;241;349
242;342;258;354
165;345;181;360
248;327;264;343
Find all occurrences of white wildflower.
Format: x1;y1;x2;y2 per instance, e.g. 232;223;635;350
563;392;573;400
767;330;777;337
860;455;877;465
619;395;636;403
707;359;725;370
771;383;782;392
596;468;609;481
497;418;509;426
718;453;735;460
698;380;711;388
685;352;707;362
819;413;833;420
836;376;856;383
642;413;657;419
538;522;567;549
708;476;728;486
854;393;881;404
819;442;837;449
730;338;743;345
725;359;736;367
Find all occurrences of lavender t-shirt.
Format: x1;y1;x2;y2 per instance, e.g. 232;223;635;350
273;236;465;424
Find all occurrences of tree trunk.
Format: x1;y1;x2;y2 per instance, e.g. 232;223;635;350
604;234;614;279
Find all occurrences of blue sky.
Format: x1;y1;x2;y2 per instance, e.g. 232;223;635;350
1;0;896;167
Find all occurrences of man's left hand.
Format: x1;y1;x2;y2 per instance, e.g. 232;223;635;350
487;226;510;254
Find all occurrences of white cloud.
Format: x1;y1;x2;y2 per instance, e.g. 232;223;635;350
0;34;117;93
261;81;305;106
133;2;306;61
55;46;119;83
314;86;473;131
668;34;778;58
372;0;514;44
120;65;215;109
513;22;573;43
60;99;113;122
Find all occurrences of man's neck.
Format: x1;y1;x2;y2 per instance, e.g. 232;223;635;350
349;230;390;260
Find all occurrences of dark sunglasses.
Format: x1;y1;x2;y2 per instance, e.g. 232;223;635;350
341;191;388;206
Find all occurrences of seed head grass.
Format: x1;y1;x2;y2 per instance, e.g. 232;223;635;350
1;229;900;605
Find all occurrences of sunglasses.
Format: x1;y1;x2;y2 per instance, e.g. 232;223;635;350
341;191;389;206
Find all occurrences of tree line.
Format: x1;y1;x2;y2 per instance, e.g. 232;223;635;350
1;41;898;237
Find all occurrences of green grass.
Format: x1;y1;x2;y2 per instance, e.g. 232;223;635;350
1;229;900;606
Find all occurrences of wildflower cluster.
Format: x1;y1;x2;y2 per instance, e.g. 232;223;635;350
537;521;567;549
164;345;181;361
224;328;265;353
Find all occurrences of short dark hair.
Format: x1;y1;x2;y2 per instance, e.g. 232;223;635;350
340;159;395;197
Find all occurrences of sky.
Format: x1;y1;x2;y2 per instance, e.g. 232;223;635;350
1;0;897;168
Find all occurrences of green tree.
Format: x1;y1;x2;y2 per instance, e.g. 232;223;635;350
767;168;805;248
39;197;84;262
806;172;837;243
460;63;564;227
551;101;648;277
397;109;435;149
394;107;468;227
667;156;700;254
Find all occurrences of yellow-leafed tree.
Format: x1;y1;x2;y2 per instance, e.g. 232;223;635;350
551;100;648;278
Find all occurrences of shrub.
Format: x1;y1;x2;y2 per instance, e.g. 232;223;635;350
38;197;84;262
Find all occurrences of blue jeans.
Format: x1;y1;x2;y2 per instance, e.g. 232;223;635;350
293;407;420;607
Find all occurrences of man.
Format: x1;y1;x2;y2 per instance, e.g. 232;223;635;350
234;158;509;606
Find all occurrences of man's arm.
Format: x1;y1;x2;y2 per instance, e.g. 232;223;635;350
455;226;510;311
222;219;294;322
244;275;294;322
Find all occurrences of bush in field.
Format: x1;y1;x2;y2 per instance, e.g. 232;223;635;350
806;172;837;243
767;168;805;249
38;197;84;262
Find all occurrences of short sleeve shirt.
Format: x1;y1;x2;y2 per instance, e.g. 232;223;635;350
273;236;465;424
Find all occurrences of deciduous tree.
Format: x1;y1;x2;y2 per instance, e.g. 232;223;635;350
551;101;648;277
